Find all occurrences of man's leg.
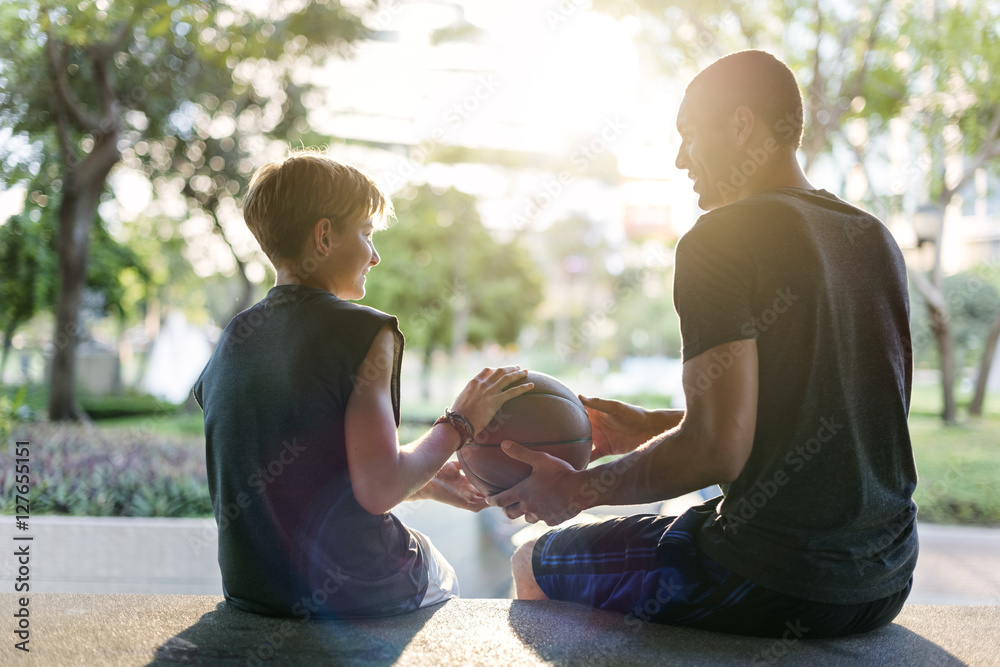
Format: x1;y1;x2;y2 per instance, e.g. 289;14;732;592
512;539;548;599
518;511;912;638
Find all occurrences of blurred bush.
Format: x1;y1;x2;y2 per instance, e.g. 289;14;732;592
79;393;180;421
0;385;25;444
1;384;179;421
0;423;210;517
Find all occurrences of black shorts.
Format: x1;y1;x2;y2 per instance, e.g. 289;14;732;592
532;511;911;639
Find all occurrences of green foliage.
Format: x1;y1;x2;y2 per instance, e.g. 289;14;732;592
362;185;544;354
910;268;1000;369
0;385;25;446
606;265;682;360
908;2;1000;154
0;205;147;339
0;423;211;517
79;392;179;420
0;213;56;338
0;0;372;332
535;216;679;364
0;383;48;417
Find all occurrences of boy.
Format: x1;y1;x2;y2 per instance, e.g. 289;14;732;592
194;152;532;618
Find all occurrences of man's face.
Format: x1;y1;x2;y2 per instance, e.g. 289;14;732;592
674;93;738;211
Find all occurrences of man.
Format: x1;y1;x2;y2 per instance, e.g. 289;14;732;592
489;50;917;638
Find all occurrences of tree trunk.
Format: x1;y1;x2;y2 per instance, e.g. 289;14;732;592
204;201;255;324
421;344;433;403
928;305;958;424
0;323;16;384
48;132;120;421
968;309;1000;417
230;265;255;323
907;202;956;425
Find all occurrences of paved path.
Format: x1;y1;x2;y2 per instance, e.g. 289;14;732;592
0;512;997;605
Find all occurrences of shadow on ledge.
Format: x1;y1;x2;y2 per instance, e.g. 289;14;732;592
148;600;437;666
506;600;967;666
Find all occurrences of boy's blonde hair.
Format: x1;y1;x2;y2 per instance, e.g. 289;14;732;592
242;151;392;265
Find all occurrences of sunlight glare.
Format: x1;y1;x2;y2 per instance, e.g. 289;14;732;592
502;12;638;148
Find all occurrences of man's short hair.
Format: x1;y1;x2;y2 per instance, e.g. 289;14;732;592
242;151;391;265
686;50;804;148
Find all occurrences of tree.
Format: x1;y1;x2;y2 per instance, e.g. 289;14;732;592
362;185;544;399
594;0;905;175
0;198;146;384
597;0;1000;423
899;3;1000;422
540;215;612;365
0;0;369;419
970;309;1000;416
0;212;55;380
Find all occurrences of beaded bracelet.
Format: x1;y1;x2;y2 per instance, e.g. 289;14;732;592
434;409;475;451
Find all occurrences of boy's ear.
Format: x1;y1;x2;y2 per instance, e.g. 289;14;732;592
312;217;333;256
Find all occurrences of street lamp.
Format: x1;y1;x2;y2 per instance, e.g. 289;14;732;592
912;204;939;247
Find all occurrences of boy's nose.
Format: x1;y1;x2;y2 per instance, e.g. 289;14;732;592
370;247;380;266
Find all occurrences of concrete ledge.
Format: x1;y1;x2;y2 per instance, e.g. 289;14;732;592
2;594;997;666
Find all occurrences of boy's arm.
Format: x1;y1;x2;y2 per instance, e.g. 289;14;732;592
345;324;533;515
345;325;458;515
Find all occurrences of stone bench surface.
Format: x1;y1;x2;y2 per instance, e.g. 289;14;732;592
2;594;997;666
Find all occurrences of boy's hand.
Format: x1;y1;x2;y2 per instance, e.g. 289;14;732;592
416;461;488;512
451;366;535;436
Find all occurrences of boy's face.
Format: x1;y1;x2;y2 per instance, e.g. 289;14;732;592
326;214;380;300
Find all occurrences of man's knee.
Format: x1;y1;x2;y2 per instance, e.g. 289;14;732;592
512;539;547;600
512;540;535;580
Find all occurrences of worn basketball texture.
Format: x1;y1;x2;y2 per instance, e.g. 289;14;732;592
457;371;592;495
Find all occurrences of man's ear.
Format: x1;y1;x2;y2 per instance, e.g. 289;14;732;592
312;217;333;256
732;106;756;146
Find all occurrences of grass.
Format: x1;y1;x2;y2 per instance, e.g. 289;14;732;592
909;415;1000;525
2;381;998;525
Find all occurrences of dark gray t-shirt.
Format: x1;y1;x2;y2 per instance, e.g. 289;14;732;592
673;188;918;604
193;285;428;617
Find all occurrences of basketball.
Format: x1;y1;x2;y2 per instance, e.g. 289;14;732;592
457;371;592;495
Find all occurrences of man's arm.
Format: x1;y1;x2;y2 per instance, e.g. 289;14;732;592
488;339;758;524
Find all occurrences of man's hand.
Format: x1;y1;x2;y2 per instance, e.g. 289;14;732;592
411;461;488;512
581;396;684;461
485;441;585;526
582;396;652;460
